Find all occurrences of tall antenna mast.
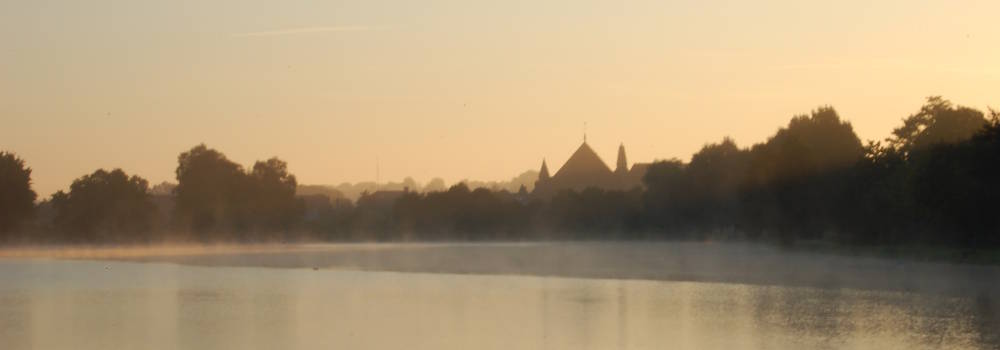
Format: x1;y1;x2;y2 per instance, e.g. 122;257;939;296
374;114;379;192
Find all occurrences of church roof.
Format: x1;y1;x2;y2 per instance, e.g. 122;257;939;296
553;142;613;179
533;141;648;196
630;162;651;174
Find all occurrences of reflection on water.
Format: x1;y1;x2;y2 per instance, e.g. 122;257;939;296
0;259;997;350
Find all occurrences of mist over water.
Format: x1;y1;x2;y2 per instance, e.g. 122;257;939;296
1;242;998;349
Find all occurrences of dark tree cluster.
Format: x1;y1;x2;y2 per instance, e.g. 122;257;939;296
301;183;644;242
1;97;997;249
849;98;998;247
172;144;304;241
640;107;866;243
0;144;305;243
0;152;36;240
49;169;156;243
640;97;1000;248
544;187;644;239
299;184;535;242
393;184;533;240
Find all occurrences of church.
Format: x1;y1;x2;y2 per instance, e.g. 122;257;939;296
533;139;650;198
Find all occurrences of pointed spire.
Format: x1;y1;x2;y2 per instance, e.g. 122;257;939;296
539;159;551;180
616;143;628;175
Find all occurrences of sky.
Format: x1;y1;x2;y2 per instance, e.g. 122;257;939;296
2;0;999;198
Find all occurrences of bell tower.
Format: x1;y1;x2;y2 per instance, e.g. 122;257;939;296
539;159;550;181
534;159;551;196
615;143;628;175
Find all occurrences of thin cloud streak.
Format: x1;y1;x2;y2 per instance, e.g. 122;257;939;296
233;26;381;37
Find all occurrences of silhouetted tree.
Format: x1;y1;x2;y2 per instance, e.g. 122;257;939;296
303;195;355;241
642;107;865;243
906;113;1000;247
836;141;911;244
174;144;246;237
247;158;304;235
393;183;531;240
684;138;750;231
50;169;155;242
744;107;864;242
173;144;306;240
750;107;864;181
642;159;691;234
352;189;404;240
890;96;988;154
0;152;37;238
548;187;642;238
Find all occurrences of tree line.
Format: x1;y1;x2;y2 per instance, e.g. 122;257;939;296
0;144;303;243
641;97;999;248
0;97;997;249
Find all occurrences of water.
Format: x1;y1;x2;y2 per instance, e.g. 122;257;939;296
1;248;998;349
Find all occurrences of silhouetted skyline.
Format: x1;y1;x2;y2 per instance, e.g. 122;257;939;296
3;1;999;197
3;96;997;251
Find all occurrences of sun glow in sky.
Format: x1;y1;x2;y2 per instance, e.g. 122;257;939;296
2;0;998;197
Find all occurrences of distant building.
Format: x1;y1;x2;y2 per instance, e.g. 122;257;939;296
533;140;650;198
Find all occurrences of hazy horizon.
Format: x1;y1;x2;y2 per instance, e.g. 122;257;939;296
3;0;998;197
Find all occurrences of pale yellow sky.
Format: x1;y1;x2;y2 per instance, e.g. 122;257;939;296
2;0;998;197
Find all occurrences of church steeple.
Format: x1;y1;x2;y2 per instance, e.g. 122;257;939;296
539;159;550;180
615;143;628;175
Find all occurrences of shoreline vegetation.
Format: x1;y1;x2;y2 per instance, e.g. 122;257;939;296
2;97;999;260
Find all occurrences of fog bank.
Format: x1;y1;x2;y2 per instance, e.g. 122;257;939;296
8;242;997;297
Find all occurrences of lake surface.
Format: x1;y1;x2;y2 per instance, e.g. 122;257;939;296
1;243;999;349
